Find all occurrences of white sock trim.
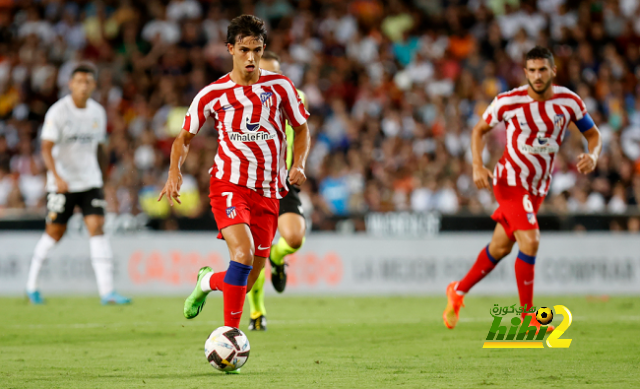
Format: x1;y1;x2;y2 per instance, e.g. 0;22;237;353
200;272;213;293
454;282;466;296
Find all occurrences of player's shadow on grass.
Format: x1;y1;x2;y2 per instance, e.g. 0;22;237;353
136;372;231;379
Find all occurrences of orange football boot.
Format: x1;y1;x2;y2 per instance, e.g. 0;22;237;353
443;281;465;329
523;313;555;335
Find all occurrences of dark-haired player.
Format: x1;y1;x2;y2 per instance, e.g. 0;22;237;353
26;65;131;305
443;47;602;333
245;51;309;331
159;15;310;332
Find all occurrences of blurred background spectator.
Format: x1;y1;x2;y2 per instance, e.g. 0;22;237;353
1;0;640;231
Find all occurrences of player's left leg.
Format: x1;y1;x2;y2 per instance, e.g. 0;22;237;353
513;228;539;314
512;228;553;333
84;215;131;304
83;188;130;304
26;191;76;304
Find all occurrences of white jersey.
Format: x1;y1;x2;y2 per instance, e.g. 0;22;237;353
41;95;107;193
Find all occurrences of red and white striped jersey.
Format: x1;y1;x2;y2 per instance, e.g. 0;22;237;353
482;85;588;196
182;70;309;199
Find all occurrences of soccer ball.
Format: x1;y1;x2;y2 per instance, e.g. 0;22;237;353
535;307;553;325
204;326;250;372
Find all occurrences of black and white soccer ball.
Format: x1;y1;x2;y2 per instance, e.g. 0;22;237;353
204;326;250;372
535;307;554;325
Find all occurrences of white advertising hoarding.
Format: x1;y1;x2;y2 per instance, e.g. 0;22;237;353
0;232;638;295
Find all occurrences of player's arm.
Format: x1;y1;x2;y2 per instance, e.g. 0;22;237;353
97;109;109;185
160;88;210;205
97;144;108;184
41;108;67;193
282;83;311;186
576;124;601;175
471;119;494;189
41;140;68;193
158;130;196;206
289;122;310;186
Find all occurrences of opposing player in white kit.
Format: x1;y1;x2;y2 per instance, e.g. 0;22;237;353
25;65;131;305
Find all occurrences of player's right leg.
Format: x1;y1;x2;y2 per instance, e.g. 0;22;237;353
443;223;515;329
26;192;74;304
184;224;254;323
270;212;305;293
185;178;255;322
26;224;66;304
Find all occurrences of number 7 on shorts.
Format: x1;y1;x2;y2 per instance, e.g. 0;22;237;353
223;192;237;219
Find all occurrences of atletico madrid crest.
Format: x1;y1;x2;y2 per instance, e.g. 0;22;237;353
260;92;273;108
226;206;237;219
527;212;536;225
553;114;565;131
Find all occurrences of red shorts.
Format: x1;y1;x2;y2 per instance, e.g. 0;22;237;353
209;176;279;258
491;184;545;241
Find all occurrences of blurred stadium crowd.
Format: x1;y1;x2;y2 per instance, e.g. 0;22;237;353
1;0;640;230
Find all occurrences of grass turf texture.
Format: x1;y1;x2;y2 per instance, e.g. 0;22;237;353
0;296;638;388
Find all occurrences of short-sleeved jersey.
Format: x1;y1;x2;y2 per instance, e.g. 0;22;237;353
41;95;107;193
182;70;309;199
482;85;588;196
285;89;307;170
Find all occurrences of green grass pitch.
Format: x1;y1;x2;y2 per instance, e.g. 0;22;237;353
1;296;638;388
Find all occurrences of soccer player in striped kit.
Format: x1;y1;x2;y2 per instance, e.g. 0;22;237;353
245;51;310;331
443;47;602;334
158;15;310;333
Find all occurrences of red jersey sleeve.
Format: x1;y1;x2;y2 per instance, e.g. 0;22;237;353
277;77;309;128
482;97;500;127
182;87;216;135
570;93;588;121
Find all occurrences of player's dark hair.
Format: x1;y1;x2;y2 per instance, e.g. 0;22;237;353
226;15;268;45
262;51;280;62
71;64;97;78
524;46;555;67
